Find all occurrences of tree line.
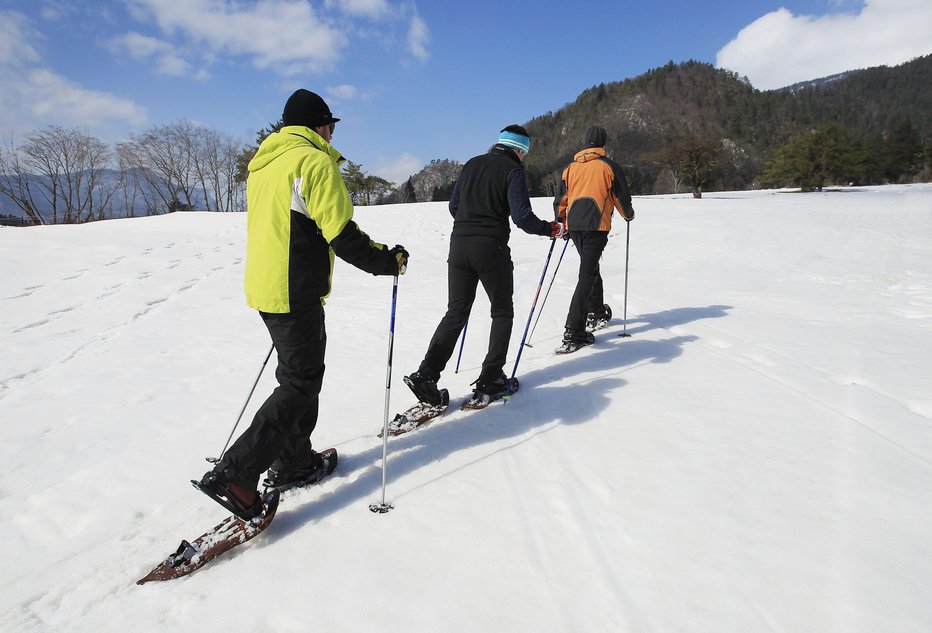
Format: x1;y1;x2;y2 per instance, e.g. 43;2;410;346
1;121;247;225
1;117;399;225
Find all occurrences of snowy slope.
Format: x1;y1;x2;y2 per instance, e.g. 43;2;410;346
1;185;930;633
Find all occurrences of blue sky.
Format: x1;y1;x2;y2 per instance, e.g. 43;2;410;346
1;0;930;184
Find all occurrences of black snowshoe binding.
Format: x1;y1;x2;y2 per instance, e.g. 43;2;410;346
404;369;445;406
586;304;612;332
556;327;595;355
192;468;264;521
263;448;338;493
462;373;519;410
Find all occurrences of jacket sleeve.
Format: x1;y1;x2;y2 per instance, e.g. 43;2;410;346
305;156;396;276
448;179;460;218
609;160;635;220
507;169;551;236
330;221;397;276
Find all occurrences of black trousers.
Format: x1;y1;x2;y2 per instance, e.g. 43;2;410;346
420;236;514;384
565;231;608;331
220;305;326;488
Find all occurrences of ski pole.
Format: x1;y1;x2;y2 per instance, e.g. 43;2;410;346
371;275;399;514
509;238;557;384
525;238;570;348
454;318;469;373
207;343;275;464
619;221;632;338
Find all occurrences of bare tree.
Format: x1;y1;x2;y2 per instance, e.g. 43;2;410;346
196;127;246;211
118;121;197;214
0;126;117;224
651;135;724;198
0;134;42;224
118;120;246;214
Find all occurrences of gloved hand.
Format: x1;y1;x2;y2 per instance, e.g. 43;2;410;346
624;208;635;222
549;221;566;239
389;245;409;275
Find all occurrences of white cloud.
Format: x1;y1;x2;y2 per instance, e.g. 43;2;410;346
108;32;206;78
27;69;147;126
324;0;391;19
373;152;422;185
407;13;430;62
327;84;358;100
716;0;932;89
0;11;146;136
127;0;348;75
0;11;42;66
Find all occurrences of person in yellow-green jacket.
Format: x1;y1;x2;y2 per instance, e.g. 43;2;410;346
195;89;408;519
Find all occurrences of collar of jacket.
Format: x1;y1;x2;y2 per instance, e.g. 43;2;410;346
573;146;606;163
282;125;346;165
490;144;523;165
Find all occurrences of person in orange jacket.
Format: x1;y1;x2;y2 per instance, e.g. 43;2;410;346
553;125;634;351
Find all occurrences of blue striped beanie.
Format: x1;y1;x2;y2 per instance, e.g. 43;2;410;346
498;126;531;154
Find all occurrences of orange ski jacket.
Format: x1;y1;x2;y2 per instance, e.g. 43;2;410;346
553;147;634;232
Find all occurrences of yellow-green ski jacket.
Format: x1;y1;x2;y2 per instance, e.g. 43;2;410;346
244;126;396;313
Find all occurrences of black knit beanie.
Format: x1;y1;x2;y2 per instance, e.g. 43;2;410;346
584;125;607;148
282;89;340;128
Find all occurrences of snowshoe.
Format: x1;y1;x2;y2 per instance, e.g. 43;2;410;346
138;488;280;584
556;327;595;355
381;389;450;437
263;448;338;493
461;374;519;410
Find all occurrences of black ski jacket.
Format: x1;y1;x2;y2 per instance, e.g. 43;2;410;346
449;145;550;242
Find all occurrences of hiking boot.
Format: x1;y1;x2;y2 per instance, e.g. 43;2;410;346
264;448;337;491
563;327;595;346
193;467;262;520
404;369;444;406
475;371;509;396
462;372;519;410
586;304;612;331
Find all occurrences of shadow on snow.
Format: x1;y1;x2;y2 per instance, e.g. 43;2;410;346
266;303;732;538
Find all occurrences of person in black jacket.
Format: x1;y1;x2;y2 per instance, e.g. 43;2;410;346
405;125;564;408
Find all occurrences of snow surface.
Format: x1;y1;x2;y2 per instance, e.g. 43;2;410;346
1;185;930;633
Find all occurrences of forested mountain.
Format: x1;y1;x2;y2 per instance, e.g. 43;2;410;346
524;55;931;195
402;54;931;198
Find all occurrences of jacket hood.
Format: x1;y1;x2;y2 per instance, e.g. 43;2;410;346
573;146;607;163
248;125;345;173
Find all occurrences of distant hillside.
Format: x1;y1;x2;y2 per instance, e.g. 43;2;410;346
523;55;931;195
400;55;931;198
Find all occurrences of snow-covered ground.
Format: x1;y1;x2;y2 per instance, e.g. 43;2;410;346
1;185;930;633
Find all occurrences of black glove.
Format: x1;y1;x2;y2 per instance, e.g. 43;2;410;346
389;245;408;275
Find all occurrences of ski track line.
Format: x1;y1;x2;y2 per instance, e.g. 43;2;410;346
632;296;932;470
501;424;649;633
555;411;656;633
0;252;240;401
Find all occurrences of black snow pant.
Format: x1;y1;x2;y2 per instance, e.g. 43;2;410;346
419;236;514;385
220;304;326;488
565;231;608;332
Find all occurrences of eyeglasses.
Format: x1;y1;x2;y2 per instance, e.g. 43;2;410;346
328;122;336;134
